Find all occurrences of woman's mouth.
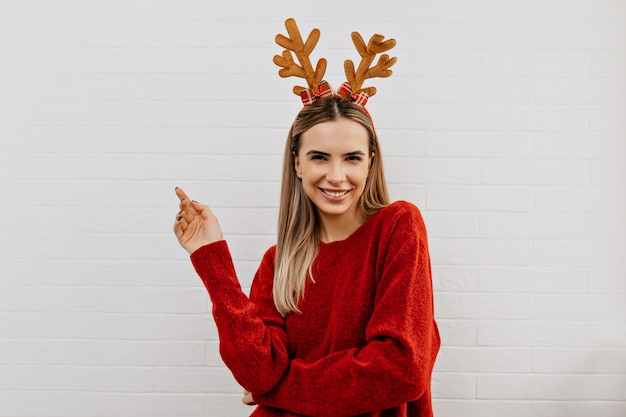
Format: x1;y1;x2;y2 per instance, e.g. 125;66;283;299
320;188;351;198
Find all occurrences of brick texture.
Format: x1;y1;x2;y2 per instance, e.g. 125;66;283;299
0;1;625;416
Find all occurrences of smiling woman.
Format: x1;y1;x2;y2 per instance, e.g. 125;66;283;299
295;118;372;242
172;18;440;417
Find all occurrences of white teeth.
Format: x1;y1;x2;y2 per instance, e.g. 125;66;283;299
322;189;349;197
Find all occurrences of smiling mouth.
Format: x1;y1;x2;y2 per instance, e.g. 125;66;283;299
320;189;351;198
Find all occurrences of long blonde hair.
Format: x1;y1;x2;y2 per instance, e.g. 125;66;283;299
273;97;390;316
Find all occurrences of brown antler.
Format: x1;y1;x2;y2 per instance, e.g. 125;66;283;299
344;32;397;96
273;18;327;95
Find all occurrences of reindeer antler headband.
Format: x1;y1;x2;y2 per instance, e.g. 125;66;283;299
273;18;397;108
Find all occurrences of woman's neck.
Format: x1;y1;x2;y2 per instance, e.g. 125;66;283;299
317;210;365;243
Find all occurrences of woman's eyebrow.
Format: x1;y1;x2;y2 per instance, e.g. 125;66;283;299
344;151;366;157
305;150;366;157
306;150;331;156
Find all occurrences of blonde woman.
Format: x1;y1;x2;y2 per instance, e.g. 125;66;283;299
173;94;440;416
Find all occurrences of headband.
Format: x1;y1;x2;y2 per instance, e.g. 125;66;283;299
273;18;397;109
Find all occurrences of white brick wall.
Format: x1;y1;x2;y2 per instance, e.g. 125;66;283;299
0;1;624;416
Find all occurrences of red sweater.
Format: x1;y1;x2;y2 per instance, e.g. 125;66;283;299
190;201;440;417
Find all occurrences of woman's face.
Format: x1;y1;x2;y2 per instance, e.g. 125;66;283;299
294;118;372;231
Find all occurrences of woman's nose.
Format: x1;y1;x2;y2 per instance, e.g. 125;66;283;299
326;162;346;183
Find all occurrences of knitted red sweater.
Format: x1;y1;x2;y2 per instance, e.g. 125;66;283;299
190;201;440;417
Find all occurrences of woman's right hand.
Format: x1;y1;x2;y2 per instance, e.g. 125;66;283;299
173;187;224;255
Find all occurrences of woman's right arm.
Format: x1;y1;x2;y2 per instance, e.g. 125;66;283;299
173;187;289;394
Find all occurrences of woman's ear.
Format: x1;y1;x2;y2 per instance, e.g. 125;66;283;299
369;152;375;169
293;151;302;178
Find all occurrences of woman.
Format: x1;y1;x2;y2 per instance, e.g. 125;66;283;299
173;95;440;416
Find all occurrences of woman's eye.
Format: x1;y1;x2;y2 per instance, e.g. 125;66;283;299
346;156;362;161
310;155;326;161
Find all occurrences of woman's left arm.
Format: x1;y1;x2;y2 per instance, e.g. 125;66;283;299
252;207;441;417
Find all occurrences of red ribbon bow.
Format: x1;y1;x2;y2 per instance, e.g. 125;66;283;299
335;82;369;106
300;81;335;106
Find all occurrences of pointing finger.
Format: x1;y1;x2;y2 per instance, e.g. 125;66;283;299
175;187;200;215
175;187;189;202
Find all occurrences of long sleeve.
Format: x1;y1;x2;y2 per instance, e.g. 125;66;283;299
190;241;290;394
252;204;440;416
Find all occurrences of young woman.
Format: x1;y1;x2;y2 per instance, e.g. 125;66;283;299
173;95;440;416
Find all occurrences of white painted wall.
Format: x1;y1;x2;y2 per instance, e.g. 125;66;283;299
0;1;625;416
